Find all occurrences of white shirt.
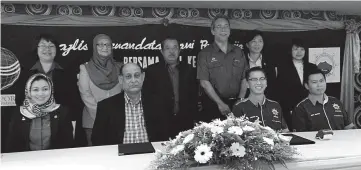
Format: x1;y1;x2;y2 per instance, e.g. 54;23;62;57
293;60;304;84
248;54;262;68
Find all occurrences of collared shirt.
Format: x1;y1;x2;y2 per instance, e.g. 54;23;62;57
166;63;180;115
292;94;352;132
30;61;63;79
232;97;288;131
29;114;51;151
292;60;304;84
197;42;248;98
248;54;262;68
123;93;149;144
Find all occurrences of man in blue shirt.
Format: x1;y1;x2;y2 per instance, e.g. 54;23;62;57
232;67;288;132
292;64;355;132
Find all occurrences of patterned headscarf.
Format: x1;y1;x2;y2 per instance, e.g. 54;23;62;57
20;73;59;119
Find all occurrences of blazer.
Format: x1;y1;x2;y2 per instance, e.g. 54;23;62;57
5;106;74;153
276;59;314;114
91;92;157;146
143;61;198;140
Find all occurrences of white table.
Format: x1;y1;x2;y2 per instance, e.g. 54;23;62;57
2;129;361;170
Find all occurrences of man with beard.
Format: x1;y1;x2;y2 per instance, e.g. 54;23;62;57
292;65;355;132
92;63;158;145
197;15;248;122
143;37;198;140
232;67;288;132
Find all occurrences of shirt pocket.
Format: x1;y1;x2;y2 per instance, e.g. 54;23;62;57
207;61;223;78
232;59;244;78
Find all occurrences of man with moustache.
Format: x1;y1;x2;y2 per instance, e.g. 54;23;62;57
143;37;198;140
232;67;288;132
91;63;158;145
292;65;355;132
197;15;248;122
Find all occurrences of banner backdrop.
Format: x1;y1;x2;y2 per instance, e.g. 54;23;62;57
0;23;346;149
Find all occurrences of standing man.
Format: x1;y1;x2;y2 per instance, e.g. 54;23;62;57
91;63;157;146
143;37;198;140
197;15;248;122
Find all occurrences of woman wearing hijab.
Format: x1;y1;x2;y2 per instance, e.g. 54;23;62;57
78;34;122;146
6;73;74;153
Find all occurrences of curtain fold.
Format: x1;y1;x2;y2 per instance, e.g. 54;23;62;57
341;20;361;124
2;13;344;31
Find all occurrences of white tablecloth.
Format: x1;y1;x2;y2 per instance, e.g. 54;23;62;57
2;129;361;170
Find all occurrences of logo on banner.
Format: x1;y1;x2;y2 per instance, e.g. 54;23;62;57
1;47;21;90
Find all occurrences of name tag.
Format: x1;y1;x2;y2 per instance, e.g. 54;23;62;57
334;114;343;117
311;113;320;117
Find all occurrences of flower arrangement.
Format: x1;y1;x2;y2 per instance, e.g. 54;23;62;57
151;115;298;170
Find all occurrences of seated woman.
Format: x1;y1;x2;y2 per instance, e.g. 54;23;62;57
78;34;122;146
6;73;73;153
232;67;289;132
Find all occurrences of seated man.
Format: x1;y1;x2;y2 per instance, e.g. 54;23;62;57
91;63;156;146
232;67;289;132
292;64;355;132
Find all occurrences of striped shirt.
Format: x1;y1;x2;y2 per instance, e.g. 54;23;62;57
123;93;149;144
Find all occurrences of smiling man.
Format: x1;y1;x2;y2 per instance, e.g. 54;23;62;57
232;67;289;132
91;63;157;146
292;64;355;132
197;14;248;122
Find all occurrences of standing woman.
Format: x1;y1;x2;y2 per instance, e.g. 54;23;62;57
15;34;67;107
244;31;277;100
78;34;122;146
276;38;313;130
6;74;73;153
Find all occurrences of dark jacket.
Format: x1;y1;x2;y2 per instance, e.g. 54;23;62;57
143;61;198;140
5;106;74;153
245;54;278;100
91;92;158;146
276;59;314;128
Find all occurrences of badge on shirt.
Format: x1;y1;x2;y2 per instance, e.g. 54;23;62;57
311;113;321;117
211;58;218;62
272;108;279;118
333;103;342;112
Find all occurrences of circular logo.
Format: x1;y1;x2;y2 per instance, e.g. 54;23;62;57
1;47;21;90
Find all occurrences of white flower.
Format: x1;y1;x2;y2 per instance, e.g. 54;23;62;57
243;125;255;132
210;126;224;134
211;119;226;126
183;134;194;144
170;145;185;155
229;143;246;157
228;126;244;136
194;144;213;164
263;137;274;146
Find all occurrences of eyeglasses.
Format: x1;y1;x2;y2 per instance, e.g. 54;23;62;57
97;43;112;48
248;77;267;82
38;45;56;49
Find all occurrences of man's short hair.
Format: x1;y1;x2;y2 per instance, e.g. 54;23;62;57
119;62;144;75
211;14;230;30
245;67;267;81
304;64;326;85
160;37;180;51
